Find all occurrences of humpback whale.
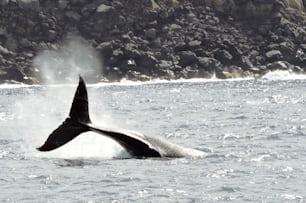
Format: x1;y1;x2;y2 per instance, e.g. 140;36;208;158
37;76;205;158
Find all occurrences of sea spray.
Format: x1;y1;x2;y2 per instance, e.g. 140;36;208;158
19;35;125;159
12;86;124;159
33;35;102;84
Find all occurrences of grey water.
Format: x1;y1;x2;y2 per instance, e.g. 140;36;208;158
1;75;306;202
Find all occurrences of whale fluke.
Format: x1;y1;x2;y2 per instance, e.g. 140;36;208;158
37;76;205;158
37;118;89;151
37;76;91;151
69;76;91;124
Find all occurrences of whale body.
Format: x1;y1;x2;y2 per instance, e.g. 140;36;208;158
37;76;205;158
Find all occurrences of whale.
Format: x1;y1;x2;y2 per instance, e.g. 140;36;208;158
37;76;205;158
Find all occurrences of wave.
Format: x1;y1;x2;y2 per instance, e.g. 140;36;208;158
0;77;252;89
261;70;306;81
88;71;306;86
93;76;254;86
1;70;306;88
0;83;37;89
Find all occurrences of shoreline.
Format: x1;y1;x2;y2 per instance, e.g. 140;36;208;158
0;69;306;87
0;0;305;84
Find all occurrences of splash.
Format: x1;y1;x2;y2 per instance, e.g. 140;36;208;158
11;85;123;159
27;35;125;158
262;70;306;81
34;132;127;159
33;35;102;84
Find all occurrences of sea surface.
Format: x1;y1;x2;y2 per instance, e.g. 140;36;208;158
1;71;306;202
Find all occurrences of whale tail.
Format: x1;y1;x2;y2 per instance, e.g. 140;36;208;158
37;76;91;151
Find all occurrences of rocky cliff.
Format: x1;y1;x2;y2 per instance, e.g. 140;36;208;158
0;0;305;83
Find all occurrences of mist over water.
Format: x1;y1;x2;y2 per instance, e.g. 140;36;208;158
33;35;102;84
29;35;127;159
10;85;125;159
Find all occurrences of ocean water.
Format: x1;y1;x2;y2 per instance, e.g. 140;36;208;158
1;71;306;202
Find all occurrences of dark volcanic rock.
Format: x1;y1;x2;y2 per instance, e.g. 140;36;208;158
265;50;283;62
0;0;305;83
178;51;198;67
197;57;222;72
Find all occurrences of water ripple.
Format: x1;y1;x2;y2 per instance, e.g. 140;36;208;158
2;79;306;202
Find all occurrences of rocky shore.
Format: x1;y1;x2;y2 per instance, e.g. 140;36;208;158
0;0;305;84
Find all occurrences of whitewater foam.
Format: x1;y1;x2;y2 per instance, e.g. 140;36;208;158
33;132;125;159
1;70;306;89
262;70;306;81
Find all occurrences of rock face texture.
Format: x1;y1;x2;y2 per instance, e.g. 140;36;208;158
0;0;305;83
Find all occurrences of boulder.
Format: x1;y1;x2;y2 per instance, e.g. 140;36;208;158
65;11;81;22
237;1;276;20
214;49;233;65
265;50;283;61
144;28;157;40
126;70;151;81
197;57;222;72
19;38;32;48
58;0;68;9
105;67;123;82
204;0;236;14
91;4;118;33
4;36;18;52
159;60;172;69
136;54;159;73
215;66;245;79
181;66;199;78
0;66;25;82
188;40;202;49
178;51;198;67
17;0;40;11
96;4;114;13
266;61;292;71
124;43;142;58
281;0;305;11
96;41;114;58
0;45;14;56
69;0;87;6
0;0;9;6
